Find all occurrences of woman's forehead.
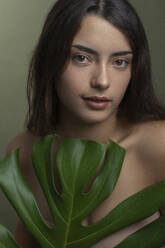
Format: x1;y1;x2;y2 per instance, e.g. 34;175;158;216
72;15;132;55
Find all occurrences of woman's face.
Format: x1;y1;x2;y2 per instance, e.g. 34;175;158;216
56;14;133;126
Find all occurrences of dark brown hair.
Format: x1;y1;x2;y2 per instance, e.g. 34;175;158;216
26;0;165;136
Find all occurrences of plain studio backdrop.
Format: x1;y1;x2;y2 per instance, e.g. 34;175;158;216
0;0;164;233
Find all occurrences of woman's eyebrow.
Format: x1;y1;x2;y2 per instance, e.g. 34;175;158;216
111;51;133;57
72;44;133;57
72;44;98;56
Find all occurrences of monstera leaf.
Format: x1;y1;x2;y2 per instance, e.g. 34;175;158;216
116;215;165;247
0;134;165;248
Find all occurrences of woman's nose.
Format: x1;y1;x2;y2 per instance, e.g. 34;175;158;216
90;64;110;90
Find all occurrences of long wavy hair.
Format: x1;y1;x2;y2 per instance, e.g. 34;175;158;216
26;0;165;136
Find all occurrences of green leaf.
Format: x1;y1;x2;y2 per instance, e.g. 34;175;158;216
0;134;165;247
0;223;19;248
68;180;165;248
0;145;57;248
115;215;165;248
0;135;125;247
31;135;125;247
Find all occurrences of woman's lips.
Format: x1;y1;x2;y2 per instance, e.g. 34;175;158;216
83;96;110;110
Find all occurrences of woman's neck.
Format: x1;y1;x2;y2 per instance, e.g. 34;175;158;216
56;116;126;144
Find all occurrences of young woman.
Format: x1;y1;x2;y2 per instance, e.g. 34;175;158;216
6;0;165;247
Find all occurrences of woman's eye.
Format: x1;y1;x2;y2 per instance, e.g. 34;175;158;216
72;54;89;64
113;59;129;69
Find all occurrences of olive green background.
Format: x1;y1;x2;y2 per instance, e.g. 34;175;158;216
0;0;164;232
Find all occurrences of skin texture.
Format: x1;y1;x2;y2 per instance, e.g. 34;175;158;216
6;15;165;247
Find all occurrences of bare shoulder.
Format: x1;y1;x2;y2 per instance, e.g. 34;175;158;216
136;120;165;182
140;119;165;138
6;130;40;154
137;120;165;156
6;130;40;172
